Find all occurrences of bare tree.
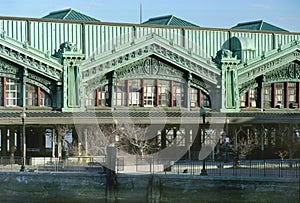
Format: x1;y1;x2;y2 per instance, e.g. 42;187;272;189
222;127;257;167
279;124;300;159
113;123;159;157
84;125;114;156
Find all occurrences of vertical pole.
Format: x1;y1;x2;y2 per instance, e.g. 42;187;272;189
200;107;208;176
20;108;26;171
52;128;56;158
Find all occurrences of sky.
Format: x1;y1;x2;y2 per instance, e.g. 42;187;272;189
0;0;299;32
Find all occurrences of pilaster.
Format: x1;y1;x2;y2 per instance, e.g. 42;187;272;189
55;42;85;112
216;50;240;112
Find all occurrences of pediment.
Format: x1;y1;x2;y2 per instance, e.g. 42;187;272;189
81;34;220;85
238;40;300;86
0;34;62;81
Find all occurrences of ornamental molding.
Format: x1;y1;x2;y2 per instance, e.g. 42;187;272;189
81;34;220;85
0;58;20;76
239;81;258;96
114;57;185;83
85;75;109;95
27;72;54;94
264;62;300;83
238;41;300;87
0;34;62;81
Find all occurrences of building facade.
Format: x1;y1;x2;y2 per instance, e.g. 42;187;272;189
0;9;299;162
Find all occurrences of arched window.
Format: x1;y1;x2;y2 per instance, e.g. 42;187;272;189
26;84;37;106
40;89;52;107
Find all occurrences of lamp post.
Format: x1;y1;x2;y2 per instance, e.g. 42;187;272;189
20;107;26;172
200;107;208;176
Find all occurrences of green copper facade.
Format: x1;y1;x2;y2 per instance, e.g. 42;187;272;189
0;14;299;113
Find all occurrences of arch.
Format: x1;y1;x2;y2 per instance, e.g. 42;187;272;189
81;33;220;87
0;34;62;81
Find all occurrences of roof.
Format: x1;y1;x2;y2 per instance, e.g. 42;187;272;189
143;15;199;27
231;20;288;32
42;8;100;22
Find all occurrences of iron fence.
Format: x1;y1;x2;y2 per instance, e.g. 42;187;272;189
0;156;299;178
167;159;299;178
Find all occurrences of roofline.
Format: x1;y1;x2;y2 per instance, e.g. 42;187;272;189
0;15;299;35
47;8;72;16
147;14;173;21
63;8;73;20
166;15;174;25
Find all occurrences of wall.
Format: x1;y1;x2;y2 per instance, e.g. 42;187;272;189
0;172;298;202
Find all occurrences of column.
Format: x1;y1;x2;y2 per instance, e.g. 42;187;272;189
52;128;56;158
37;87;41;106
155;79;159;107
297;82;300;108
95;89;99;106
1;128;7;156
198;90;202;107
141;79;144;107
247;91;251;108
170;81;174;107
185;73;191;109
57;129;62;160
22;68;28;107
161;128;166;149
284;82;289;108
126;80;129;107
109;72;116;108
3;77;6;106
272;83;276;108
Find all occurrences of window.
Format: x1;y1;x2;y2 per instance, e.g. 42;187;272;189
264;84;272;108
98;85;109;106
202;94;210;107
240;93;246;108
26;84;37;106
249;88;257;107
45;129;53;149
276;83;284;107
129;80;141;106
158;80;170;107
144;79;156;107
173;82;183;107
40;89;51;107
288;83;296;106
6;78;20;106
114;80;127;106
86;91;95;106
190;87;198;108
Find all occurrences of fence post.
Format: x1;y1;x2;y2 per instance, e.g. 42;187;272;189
263;160;266;176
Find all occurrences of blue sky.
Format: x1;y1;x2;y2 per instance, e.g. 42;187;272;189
0;0;299;32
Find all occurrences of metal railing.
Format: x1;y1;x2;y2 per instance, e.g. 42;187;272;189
0;156;299;178
165;159;299;178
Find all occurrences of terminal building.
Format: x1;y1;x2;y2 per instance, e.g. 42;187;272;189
0;8;299;163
